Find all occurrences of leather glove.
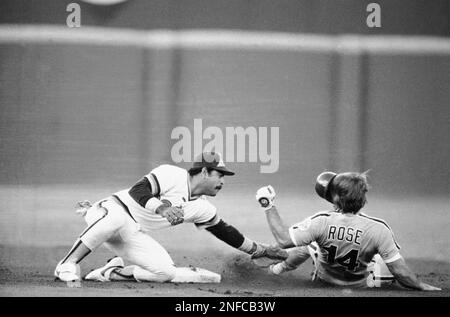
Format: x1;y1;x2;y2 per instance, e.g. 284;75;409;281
157;205;184;226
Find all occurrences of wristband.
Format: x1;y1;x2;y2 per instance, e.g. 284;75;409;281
238;237;258;254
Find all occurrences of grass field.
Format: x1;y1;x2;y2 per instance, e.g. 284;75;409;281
0;185;449;297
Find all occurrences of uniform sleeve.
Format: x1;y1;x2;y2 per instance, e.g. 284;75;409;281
376;225;401;263
147;164;182;195
288;216;324;247
181;198;220;229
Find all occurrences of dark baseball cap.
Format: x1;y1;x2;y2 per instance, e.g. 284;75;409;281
189;152;235;176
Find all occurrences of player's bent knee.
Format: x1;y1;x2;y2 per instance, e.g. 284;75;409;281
132;265;176;283
157;265;177;282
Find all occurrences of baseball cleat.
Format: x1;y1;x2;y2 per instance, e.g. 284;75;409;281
54;261;81;282
84;257;125;282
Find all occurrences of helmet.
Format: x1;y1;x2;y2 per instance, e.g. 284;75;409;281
315;171;337;203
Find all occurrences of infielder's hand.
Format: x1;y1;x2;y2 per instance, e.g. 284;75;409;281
256;185;276;210
251;243;288;261
157;206;184;226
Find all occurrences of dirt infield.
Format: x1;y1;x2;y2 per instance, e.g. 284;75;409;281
0;186;449;297
0;244;448;297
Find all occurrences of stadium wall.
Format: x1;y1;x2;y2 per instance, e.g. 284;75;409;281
1;0;449;37
0;26;449;197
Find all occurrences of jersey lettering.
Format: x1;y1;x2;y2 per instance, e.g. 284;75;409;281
323;244;360;271
327;225;363;246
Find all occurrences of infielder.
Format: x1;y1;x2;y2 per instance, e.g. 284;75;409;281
254;171;441;291
54;152;287;284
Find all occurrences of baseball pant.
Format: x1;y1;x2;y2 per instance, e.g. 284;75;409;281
80;197;176;282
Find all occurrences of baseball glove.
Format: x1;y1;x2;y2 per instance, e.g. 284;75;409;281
157;205;184;226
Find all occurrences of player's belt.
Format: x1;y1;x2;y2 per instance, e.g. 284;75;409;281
111;195;137;223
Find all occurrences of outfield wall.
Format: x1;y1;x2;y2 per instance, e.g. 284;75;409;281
0;26;449;196
1;0;449;37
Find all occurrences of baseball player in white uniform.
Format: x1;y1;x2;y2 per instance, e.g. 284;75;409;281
54;152;287;284
254;171;441;291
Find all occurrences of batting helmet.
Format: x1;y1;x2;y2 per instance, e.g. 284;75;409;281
315;171;338;203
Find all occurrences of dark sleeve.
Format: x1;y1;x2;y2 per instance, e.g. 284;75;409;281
128;177;156;208
205;219;245;249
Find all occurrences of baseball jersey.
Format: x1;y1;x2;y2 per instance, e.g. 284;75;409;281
289;210;401;287
115;164;220;232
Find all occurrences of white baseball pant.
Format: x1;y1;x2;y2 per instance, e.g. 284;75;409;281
80;197;176;282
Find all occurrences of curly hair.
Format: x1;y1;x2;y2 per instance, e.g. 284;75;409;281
330;172;370;214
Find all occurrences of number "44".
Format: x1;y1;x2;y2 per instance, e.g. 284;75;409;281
323;245;360;271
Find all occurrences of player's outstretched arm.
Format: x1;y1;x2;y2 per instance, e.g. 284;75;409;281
264;206;294;248
205;220;288;260
256;185;294;249
386;257;441;291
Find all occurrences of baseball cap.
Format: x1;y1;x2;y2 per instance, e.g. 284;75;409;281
189;152;235;176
